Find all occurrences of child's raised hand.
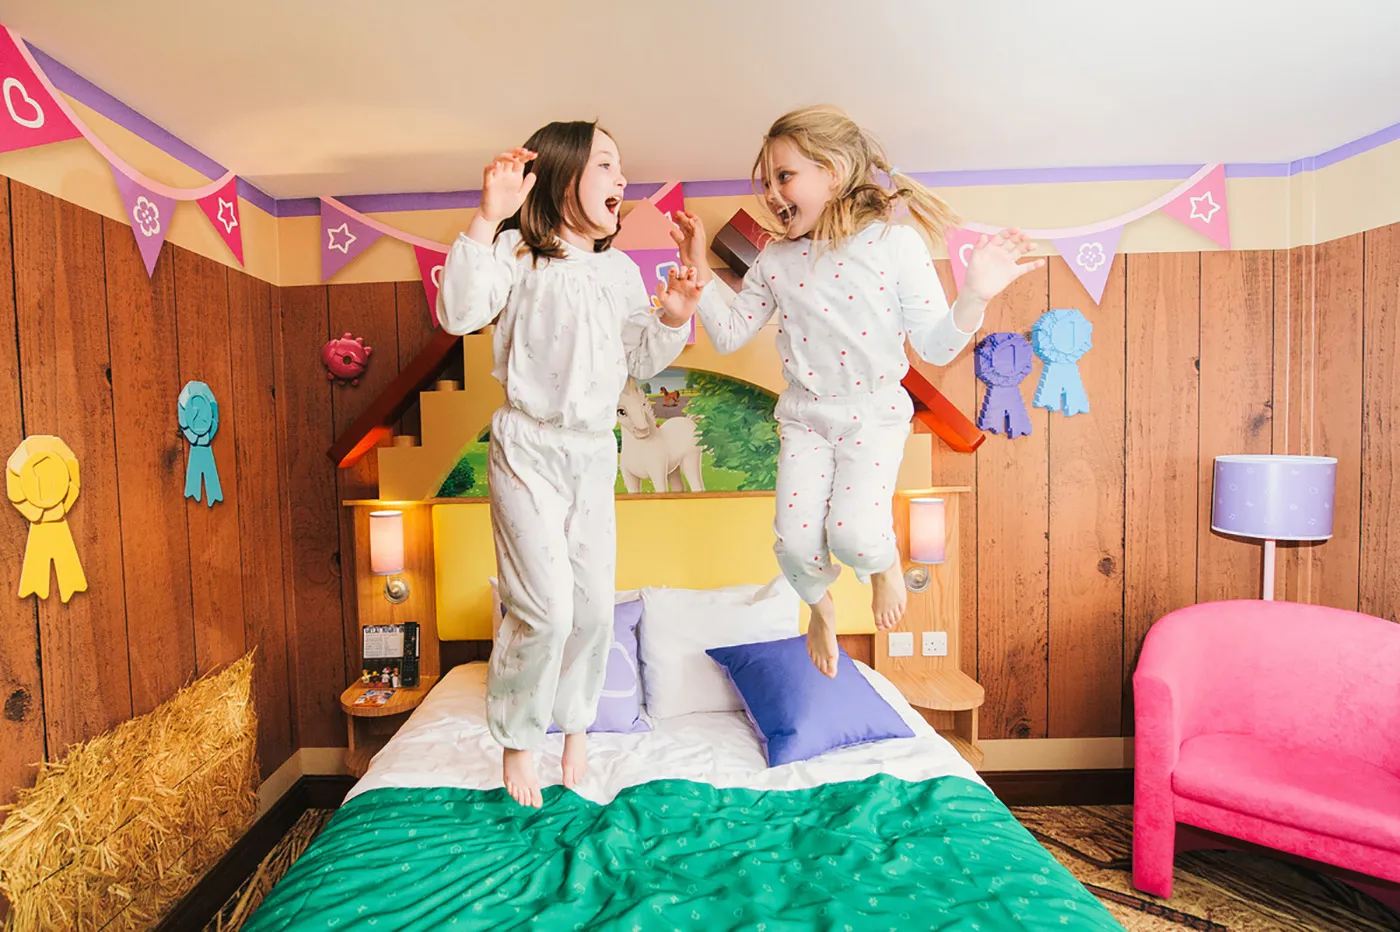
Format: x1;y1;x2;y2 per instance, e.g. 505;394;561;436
656;265;703;326
962;228;1046;302
669;211;712;285
479;147;538;223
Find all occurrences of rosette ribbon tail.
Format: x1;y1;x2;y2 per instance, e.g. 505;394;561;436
978;385;1033;438
20;519;87;602
1033;362;1090;416
185;443;223;505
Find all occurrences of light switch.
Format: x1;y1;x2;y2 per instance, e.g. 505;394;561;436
888;631;914;657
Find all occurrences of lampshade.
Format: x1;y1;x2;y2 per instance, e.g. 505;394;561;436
1211;455;1336;541
369;510;405;575
908;497;947;564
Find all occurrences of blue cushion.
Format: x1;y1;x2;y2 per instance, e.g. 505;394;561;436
705;635;914;766
546;599;649;734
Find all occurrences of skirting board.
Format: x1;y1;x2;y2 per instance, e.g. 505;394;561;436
260;739;1135;812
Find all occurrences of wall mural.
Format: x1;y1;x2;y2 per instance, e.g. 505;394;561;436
435;368;780;498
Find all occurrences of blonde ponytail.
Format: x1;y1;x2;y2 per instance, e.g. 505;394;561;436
752;105;960;251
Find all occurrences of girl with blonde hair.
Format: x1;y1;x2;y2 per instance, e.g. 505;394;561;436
676;105;1042;676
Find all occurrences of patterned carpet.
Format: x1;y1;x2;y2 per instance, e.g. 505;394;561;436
1012;805;1400;931
207;804;1400;931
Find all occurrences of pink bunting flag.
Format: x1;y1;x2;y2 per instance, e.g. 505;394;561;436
196;177;244;266
0;31;82;156
943;227;983;293
1160;164;1230;248
1050;226;1123;304
320;199;383;280
110;165;175;277
651;181;685;221
414;244;448;327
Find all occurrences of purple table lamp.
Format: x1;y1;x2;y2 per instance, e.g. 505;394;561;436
1210;454;1337;600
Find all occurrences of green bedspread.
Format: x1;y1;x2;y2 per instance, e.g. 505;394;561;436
244;774;1122;931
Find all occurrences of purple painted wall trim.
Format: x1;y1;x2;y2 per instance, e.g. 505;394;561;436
21;39;1400;219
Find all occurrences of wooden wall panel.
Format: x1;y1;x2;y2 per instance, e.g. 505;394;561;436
174;249;247;675
1196;251;1274;602
1123;252;1199;730
104;218;197;716
917;260;979;681
1361;225;1400;621
228;269;295;778
1047;257;1125;738
976;266;1050;739
12;184;134;752
329;283;400;688
276;285;347;747
0;179;46;808
1304;236;1364;610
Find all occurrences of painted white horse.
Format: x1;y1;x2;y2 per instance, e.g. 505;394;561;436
616;378;705;493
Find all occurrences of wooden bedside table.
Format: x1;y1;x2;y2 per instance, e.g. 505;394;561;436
340;676;440;778
883;668;985;770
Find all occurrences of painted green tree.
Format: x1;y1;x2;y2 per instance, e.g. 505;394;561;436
682;371;779;490
438;457;477;497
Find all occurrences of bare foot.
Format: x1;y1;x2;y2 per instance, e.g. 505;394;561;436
502;748;542;808
806;593;839;678
871;562;907;630
562;732;588;789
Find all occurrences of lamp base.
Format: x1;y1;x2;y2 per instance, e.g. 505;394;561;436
384;577;410;604
1262;539;1276;601
904;565;931;593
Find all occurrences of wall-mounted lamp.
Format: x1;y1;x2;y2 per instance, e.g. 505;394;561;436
369;510;410;604
904;497;946;593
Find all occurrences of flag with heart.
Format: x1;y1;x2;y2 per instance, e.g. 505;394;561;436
196;176;244;265
320;198;383;281
943;227;983;293
111;165;175;277
414;244;448;327
1050;225;1123;304
1160;163;1230;248
0;30;81;156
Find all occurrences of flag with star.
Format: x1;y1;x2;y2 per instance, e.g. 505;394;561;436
1160;164;1230;248
320;198;383;280
196;177;245;265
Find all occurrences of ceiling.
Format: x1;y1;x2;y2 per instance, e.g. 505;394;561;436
2;0;1398;198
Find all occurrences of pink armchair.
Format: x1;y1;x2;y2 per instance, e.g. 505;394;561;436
1132;599;1400;905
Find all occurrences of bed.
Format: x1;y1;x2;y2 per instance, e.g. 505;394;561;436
243;661;1121;931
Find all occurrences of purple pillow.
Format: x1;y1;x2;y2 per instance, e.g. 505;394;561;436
545;599;649;734
705;635;914;766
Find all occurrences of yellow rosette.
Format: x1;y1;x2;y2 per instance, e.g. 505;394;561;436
7;436;87;602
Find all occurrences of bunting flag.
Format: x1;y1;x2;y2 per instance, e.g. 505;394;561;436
111;165;176;277
414;244;448;326
943;227;983;293
0;30;81;155
651;181;685;221
196;177;245;265
1160;163;1231;248
1049;226;1124;304
321;198;384;280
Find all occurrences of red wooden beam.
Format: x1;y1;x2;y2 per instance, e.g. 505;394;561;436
901;365;985;454
326;328;463;468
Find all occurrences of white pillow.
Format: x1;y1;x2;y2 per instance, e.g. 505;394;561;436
488;577;643;640
638;576;801;719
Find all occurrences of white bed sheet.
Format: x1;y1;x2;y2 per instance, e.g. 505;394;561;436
348;661;984;805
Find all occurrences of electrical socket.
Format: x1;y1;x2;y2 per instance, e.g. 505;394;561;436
888;631;914;657
922;631;948;657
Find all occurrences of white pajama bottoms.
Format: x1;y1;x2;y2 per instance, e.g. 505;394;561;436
773;386;913;606
485;405;617;750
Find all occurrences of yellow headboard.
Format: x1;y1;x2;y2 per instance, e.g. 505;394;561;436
433;492;880;639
